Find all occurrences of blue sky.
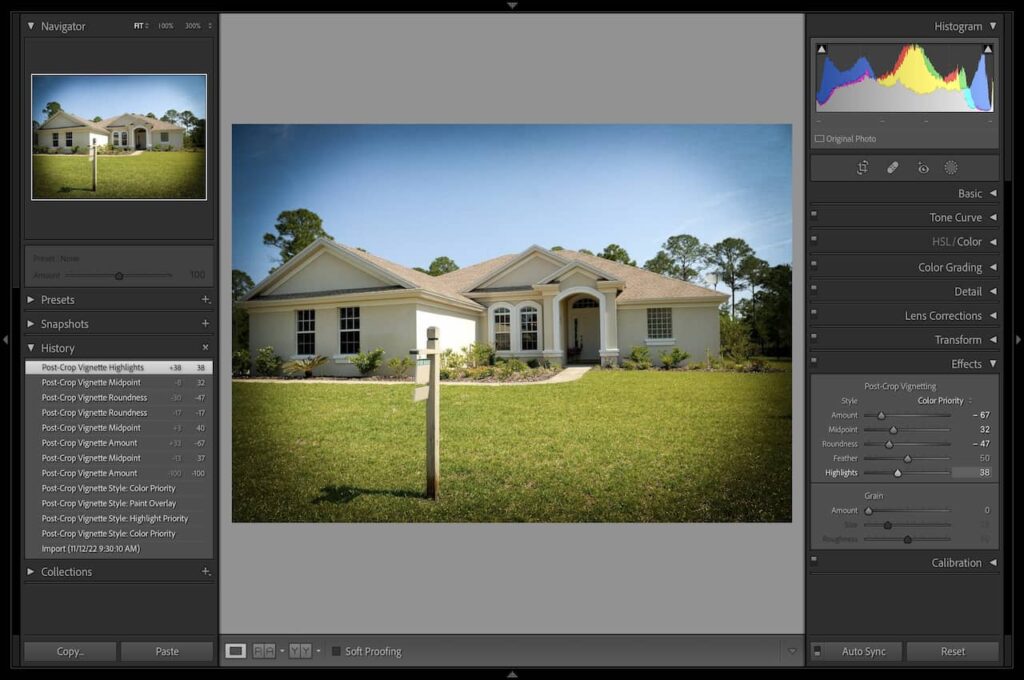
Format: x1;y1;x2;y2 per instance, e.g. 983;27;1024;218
232;125;792;284
33;75;206;122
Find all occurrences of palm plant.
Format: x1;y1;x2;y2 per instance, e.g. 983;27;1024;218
281;355;328;378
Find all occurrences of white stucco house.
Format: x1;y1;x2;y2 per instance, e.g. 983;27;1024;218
239;239;728;375
34;111;186;151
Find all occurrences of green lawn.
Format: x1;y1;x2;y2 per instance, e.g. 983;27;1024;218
232;370;792;523
33;151;205;199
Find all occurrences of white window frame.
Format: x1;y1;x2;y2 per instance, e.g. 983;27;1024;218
645;307;674;343
518;302;541;353
51;132;59;148
490;305;513;352
160;131;170;143
488;301;543;355
337;306;360;356
65;131;73;147
295;309;316;356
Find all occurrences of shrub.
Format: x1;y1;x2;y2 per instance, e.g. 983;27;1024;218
254;346;283;377
720;315;755;362
738;358;771;373
623;345;652;370
386;356;415;378
441;348;467;372
526;358;541;369
506;358;529;372
466;342;495;367
496;358;529;379
231;349;251;377
351;347;386;375
464;366;494;380
659;347;690;369
282;355;328;378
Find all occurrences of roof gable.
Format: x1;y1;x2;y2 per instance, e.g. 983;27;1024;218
243;238;483;310
465;245;567;291
38;111;108;134
244;239;414;301
537;259;617;285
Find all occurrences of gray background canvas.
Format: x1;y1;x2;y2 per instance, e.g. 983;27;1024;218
219;12;805;634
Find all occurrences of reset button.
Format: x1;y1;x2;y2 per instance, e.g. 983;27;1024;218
906;642;999;663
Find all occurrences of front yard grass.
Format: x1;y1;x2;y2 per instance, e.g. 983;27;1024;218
232;369;792;523
32;151;205;199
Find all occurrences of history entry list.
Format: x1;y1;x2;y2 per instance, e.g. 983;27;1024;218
24;360;213;559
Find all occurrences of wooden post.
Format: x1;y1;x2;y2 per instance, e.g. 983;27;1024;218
425;326;441;499
91;142;97;192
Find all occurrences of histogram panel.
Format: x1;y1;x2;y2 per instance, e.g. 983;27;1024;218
815;43;994;113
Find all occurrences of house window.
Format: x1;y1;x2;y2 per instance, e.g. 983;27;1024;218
646;308;673;339
296;309;316;355
113;131;121;145
520;305;539;351
493;307;512;351
51;132;59;148
338;307;360;354
571;297;599;308
160;132;169;142
65;131;73;147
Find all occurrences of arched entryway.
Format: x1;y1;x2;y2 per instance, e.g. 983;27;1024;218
133;127;148;150
566;295;600;363
551;286;606;366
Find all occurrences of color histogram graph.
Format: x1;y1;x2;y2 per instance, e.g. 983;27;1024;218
816;43;995;113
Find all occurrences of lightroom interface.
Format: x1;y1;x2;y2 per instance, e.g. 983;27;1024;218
7;8;1015;672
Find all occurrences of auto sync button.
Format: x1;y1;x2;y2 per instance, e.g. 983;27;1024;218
811;642;902;662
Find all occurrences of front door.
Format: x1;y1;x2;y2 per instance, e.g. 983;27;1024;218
134;128;146;150
567;298;600;363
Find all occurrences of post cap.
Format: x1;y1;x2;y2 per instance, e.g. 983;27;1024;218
427;326;440;340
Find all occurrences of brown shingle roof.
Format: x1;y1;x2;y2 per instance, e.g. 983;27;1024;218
333;243;481;307
557;249;727;302
99;114;184;131
435;247;727;303
247;240;726;310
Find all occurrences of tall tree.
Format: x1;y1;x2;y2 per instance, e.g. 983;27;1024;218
550;245;565;251
262;209;330;269
232;269;255;352
160;109;180;125
179;110;198;131
145;112;156;118
739;255;769;349
42;101;62;119
578;248;594;255
643;250;681;277
422;256;459;276
232;269;255;300
90;116;102;122
705;237;755;318
662;234;708;281
598;243;636;266
750;264;792;357
187;118;206;148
